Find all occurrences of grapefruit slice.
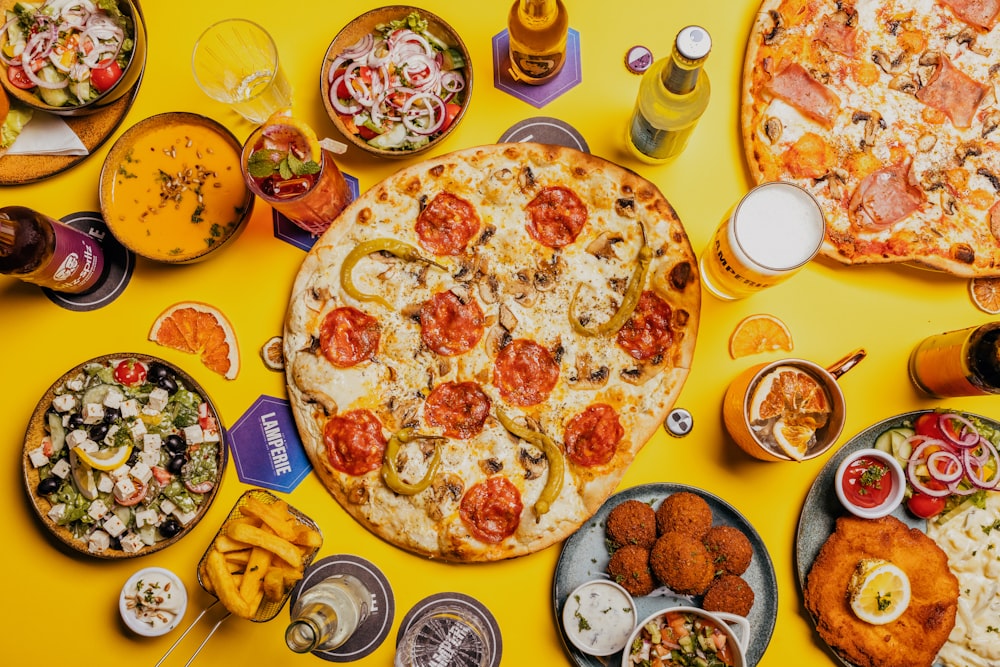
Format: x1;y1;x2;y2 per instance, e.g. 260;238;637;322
149;301;240;380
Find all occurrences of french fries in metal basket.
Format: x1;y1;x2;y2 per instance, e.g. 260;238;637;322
155;488;322;666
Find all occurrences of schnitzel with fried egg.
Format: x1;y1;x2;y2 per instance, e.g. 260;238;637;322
804;515;958;667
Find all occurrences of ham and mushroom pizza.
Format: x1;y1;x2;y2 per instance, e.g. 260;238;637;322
742;0;1000;276
283;143;699;561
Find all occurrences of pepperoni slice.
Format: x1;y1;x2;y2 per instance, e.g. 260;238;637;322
459;476;523;544
525;186;587;248
564;404;624;467
320;307;380;368
420;291;485;356
616;290;674;362
323;409;387;476
424;381;492;439
415;192;481;256
493;339;559;407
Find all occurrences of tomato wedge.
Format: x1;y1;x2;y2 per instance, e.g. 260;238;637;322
116;479;148;506
7;66;35;90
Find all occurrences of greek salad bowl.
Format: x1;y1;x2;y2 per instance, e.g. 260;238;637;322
0;0;147;116
320;5;472;158
22;353;228;559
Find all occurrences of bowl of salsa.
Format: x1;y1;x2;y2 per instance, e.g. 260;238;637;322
622;606;749;667
835;447;905;519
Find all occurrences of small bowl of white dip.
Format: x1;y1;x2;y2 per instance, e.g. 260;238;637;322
562;579;637;656
119;566;187;636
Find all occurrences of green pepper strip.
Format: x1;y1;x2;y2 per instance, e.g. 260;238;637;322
340;238;445;309
381;427;444;495
495;408;564;519
569;227;652;337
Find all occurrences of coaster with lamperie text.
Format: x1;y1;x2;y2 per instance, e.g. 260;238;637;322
43;211;133;311
227;395;313;493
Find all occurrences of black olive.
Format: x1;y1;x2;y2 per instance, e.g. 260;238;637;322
147;362;171;382
37;477;61;495
167;454;186;475
127;448;140;466
159;518;181;538
165;434;186;454
103;407;120;423
89;422;109;441
67;413;84;429
157;375;179;394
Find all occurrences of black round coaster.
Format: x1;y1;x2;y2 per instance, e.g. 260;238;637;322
288;554;395;662
43;211;133;311
498;117;589;153
395;592;502;667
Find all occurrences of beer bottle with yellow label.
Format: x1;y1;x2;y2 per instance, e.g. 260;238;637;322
626;25;711;163
507;0;569;85
0;206;104;293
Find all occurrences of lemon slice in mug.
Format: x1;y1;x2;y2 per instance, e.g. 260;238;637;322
848;559;911;625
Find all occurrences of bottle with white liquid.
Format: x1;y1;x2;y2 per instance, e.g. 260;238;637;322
284;574;371;653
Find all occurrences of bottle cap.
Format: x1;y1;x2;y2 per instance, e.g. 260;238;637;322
675;26;711;63
664;408;693;437
625;45;653;74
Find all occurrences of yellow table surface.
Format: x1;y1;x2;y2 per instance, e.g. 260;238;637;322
2;0;996;665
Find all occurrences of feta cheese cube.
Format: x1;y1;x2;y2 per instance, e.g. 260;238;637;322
82;403;104;424
143;433;162;452
50;458;71;479
135;508;158;528
87;499;109;521
103;387;124;409
160;498;177;515
102;514;127;538
87;530;111;553
65;378;84;392
103;424;119;446
119;532;145;553
52;394;77;412
173;507;198;526
203;427;221;443
75;438;99;454
47;503;66;523
119;398;139;418
110;463;131;480
147;387;169;412
28;446;49;468
183;424;204;445
139;450;160;467
114;476;137;500
129;419;147;440
130;461;153;484
97;472;114;494
66;429;89;448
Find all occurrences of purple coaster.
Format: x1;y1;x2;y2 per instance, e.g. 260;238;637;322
273;172;360;252
43;211;133;311
499;116;589;152
492;29;582;108
289;554;395;662
396;592;502;667
228;395;313;493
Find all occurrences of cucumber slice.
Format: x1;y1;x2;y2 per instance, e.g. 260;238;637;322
47;412;66;453
81;383;113;406
873;427;914;462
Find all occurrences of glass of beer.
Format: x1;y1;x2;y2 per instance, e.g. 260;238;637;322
699;181;825;300
909;322;1000;397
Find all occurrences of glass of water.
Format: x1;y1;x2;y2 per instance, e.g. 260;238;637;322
191;18;292;124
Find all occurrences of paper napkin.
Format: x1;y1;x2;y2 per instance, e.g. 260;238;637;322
7;112;88;156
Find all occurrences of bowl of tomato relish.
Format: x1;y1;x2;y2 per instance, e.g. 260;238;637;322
835;448;905;519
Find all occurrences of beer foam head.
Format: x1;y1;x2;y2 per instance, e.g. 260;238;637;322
734;182;825;271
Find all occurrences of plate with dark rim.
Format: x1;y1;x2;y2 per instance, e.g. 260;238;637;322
795;408;999;667
22;352;227;559
552;482;777;667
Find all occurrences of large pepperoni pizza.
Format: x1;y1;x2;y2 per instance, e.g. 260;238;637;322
283;143;699;561
742;0;1000;276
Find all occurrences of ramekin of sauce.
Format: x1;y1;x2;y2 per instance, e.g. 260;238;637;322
562;579;637;656
835;448;906;519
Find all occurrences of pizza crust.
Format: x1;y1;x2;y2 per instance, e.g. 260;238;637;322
284;143;699;561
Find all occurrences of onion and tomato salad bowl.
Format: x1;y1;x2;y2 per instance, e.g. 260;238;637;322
321;6;471;158
0;0;146;116
873;410;1000;523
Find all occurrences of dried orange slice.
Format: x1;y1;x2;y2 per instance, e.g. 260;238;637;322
728;314;793;359
749;366;831;425
149;301;240;380
970;276;1000;314
260;108;321;163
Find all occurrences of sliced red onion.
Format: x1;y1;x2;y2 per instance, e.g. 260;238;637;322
964;438;999;489
401;92;445;134
907;439;952;497
339;33;374;60
939;413;980;448
926;450;963;484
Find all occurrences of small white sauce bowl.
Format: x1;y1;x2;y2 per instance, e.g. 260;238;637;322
119;566;188;637
562;579;637;656
835;447;906;519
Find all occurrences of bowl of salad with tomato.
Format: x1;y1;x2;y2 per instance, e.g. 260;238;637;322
321;6;471;157
0;0;146;115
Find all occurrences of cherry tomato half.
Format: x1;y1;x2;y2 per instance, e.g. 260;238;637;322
90;60;122;93
116;479;148;506
7;65;35;90
907;492;946;519
440;103;463;133
113;359;147;387
914;412;962;442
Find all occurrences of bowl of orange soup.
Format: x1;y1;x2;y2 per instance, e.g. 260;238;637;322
99;112;254;263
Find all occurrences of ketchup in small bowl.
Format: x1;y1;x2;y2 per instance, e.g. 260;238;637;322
835;448;905;519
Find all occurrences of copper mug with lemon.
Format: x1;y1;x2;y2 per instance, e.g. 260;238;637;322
700;181;826;300
723;350;864;461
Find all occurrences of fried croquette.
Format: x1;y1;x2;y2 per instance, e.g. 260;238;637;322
702;574;755;616
655;491;713;540
703;525;753;576
606;499;658;549
606;544;656;596
649;531;714;595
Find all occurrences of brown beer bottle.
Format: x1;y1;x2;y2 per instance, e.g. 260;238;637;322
507;0;569;85
0;206;104;293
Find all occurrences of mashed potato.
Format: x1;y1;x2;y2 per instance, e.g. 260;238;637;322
927;492;1000;667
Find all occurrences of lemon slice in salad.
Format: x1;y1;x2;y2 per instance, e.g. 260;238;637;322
260;108;322;163
74;444;133;471
69;449;99;500
848;559;911;625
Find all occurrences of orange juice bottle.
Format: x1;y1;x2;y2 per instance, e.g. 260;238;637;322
908;323;1000;397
